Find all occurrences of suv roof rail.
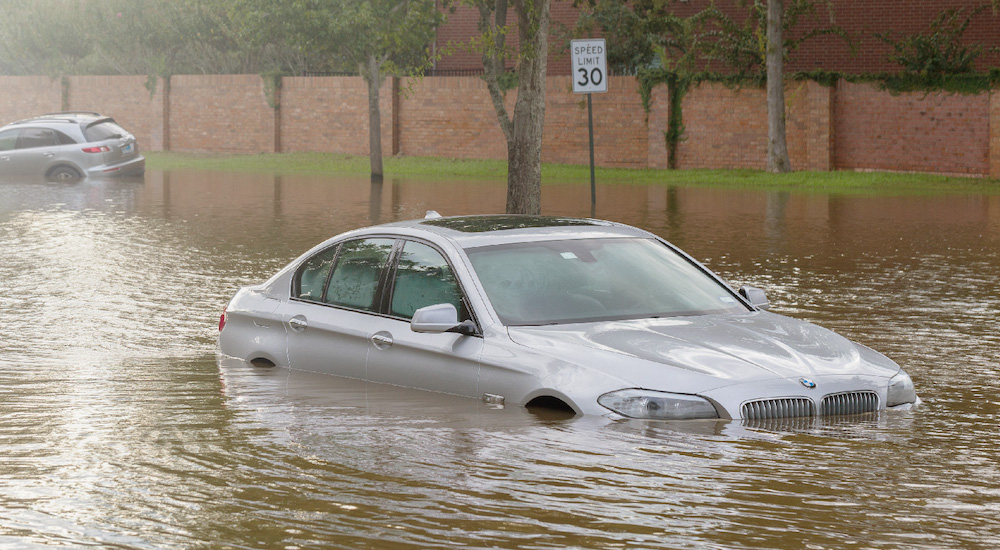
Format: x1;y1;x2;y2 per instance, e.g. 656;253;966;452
42;111;103;117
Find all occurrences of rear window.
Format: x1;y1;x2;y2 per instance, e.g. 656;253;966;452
84;121;127;142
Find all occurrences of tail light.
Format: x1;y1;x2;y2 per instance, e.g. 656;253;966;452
82;146;110;153
219;307;228;331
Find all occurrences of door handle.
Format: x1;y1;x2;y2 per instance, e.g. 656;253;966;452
370;332;393;350
43;152;55;158
288;316;308;332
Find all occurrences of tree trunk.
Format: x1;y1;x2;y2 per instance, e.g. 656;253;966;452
504;0;550;215
364;53;385;183
477;0;551;215
766;0;791;173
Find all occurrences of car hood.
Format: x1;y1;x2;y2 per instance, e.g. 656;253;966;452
506;312;899;392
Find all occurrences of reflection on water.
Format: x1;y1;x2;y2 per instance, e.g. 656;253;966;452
1;172;1000;548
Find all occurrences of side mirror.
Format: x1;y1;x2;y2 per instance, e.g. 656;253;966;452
738;285;770;310
411;303;477;335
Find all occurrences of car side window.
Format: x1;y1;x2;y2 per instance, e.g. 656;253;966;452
324;238;394;311
0;129;19;151
54;130;77;145
16;128;58;149
390;241;470;321
294;245;339;301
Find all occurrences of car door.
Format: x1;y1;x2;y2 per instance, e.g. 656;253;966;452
365;239;483;398
12;128;61;175
280;237;395;380
0;129;20;173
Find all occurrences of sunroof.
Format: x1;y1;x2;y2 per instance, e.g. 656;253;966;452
422;215;599;233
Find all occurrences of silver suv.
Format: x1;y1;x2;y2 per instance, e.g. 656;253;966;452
0;112;145;180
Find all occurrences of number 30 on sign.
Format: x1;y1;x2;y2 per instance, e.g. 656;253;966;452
570;38;608;94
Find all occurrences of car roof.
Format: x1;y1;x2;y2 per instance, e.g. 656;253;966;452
372;214;654;248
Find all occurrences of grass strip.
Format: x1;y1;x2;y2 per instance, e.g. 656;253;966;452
145;152;999;195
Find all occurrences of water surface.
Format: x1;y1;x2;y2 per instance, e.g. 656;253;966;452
1;172;999;548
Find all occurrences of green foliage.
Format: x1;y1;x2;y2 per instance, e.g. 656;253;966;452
0;0;92;76
574;0;655;75
876;6;992;77
261;70;285;109
0;0;444;78
700;0;852;81
793;69;1000;95
580;0;848;170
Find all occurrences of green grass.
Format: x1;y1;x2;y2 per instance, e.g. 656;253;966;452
145;151;1000;195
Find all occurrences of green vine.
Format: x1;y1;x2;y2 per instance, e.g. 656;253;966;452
793;69;1000;94
61;76;70;111
144;74;158;98
261;70;285;110
638;68;694;169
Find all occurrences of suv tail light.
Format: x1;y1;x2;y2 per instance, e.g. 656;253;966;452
219;307;228;331
82;146;110;153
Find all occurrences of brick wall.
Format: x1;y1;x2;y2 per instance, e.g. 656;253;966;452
655;81;832;172
833;81;990;175
1;74;997;177
65;75;166;151
395;75;650;167
280;76;394;157
168;74;277;154
0;76;62;124
543;76;648;167
991;92;1000;179
397;76;509;160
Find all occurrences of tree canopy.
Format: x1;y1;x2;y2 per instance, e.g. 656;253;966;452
0;0;421;76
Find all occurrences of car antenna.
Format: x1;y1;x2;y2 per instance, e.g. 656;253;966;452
425;210;442;219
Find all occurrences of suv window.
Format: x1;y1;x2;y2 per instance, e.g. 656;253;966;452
389;241;470;321
84;121;126;142
54;130;77;145
0;129;17;151
323;238;394;311
16;128;58;149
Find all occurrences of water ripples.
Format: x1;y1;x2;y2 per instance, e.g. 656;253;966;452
2;176;1000;548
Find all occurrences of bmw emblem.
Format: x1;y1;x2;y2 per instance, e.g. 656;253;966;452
799;378;817;389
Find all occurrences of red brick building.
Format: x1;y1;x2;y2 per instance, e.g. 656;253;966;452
433;0;1000;75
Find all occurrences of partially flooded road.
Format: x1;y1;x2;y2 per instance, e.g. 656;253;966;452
1;171;999;548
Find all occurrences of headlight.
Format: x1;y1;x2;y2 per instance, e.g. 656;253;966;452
886;370;917;407
598;389;719;420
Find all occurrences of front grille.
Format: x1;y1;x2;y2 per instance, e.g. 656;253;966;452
819;391;879;416
741;391;880;420
741;398;815;420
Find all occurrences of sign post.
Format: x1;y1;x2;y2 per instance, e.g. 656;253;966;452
570;38;608;212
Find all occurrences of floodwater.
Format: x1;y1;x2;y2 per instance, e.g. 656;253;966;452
1;170;999;549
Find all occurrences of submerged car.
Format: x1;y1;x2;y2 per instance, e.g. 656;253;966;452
0;112;145;180
218;214;919;421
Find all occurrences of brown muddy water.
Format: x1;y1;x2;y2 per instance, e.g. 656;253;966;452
1;170;999;549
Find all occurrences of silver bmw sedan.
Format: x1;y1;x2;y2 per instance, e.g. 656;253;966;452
218;214;919;421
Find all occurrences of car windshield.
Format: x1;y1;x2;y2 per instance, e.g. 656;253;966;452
465;237;749;325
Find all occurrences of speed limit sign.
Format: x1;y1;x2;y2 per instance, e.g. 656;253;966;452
571;39;608;94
